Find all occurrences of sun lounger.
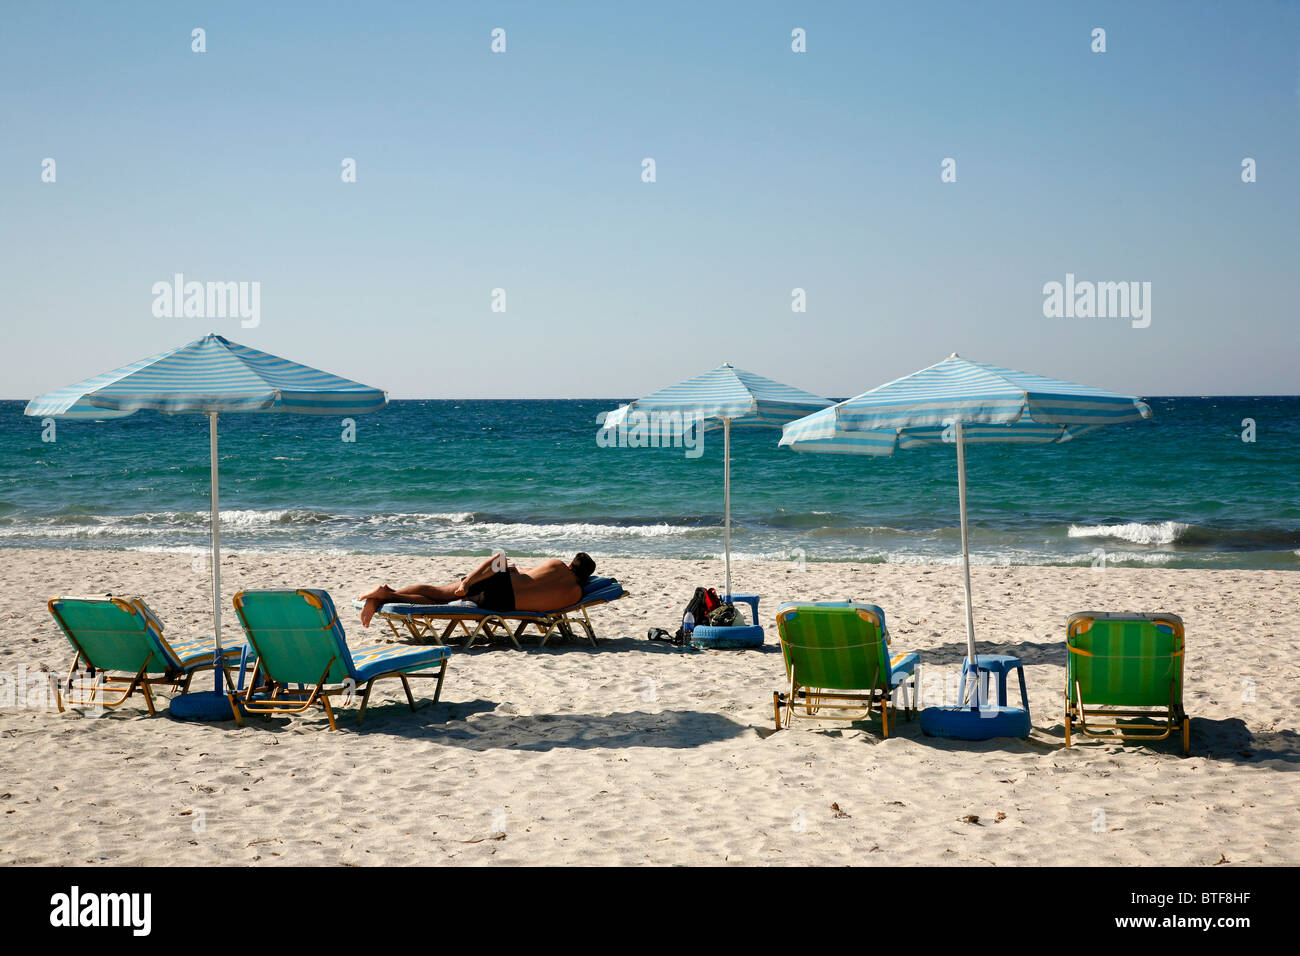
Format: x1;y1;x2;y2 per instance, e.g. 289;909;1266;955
46;596;249;717
353;575;627;650
232;589;450;730
1065;611;1189;754
773;601;919;736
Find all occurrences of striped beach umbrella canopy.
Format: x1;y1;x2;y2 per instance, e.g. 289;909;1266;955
780;354;1152;704
25;333;387;712
602;364;832;598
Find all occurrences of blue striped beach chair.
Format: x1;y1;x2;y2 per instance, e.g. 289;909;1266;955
232;589;450;730
46;596;249;717
354;576;627;650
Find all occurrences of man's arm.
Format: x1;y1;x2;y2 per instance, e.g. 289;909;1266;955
458;552;506;594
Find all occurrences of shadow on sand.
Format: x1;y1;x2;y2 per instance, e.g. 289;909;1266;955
245;697;752;750
452;635;781;655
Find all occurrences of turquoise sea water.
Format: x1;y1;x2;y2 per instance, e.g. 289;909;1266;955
1;398;1297;570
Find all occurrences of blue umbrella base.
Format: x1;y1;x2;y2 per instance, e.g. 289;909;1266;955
169;690;240;722
920;705;1031;740
691;624;765;649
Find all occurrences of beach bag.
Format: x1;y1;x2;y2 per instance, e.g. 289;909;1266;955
684;586;722;626
648;587;726;645
706;602;737;627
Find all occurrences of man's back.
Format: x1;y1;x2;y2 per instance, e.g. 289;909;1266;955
511;559;582;612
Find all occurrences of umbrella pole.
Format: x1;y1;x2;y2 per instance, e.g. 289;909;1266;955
955;422;979;706
723;417;731;600
209;412;224;694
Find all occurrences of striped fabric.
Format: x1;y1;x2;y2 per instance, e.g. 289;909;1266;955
776;602;919;691
366;575;626;618
167;633;250;669
48;596;247;674
603;364;831;430
780;354;1150;455
25;334;386;419
1067;613;1184;708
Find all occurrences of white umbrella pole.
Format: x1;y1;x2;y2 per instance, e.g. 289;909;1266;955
955;422;979;705
723;417;732;599
209;412;224;694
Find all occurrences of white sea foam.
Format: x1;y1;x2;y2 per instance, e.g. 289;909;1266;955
1067;521;1190;546
460;520;699;540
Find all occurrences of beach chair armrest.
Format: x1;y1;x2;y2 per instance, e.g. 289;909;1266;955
889;651;920;685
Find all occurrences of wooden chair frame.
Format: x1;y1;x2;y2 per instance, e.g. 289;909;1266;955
238;656;447;731
773;677;914;737
372;599;614;651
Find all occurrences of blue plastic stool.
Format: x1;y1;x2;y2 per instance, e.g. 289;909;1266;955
960;654;1029;712
726;592;760;626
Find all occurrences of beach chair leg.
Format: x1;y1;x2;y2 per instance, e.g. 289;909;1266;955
1181;718;1190;756
881;693;890;739
464;619;487;649
580;608;597;647
772;692;783;730
225;691;244;727
433;659;447;704
320;694;339;731
399;674;417;711
357;680;376;724
139;679;156;717
63;655;83;694
1065;710;1073;748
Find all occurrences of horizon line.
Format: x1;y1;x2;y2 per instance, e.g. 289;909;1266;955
5;394;1300;404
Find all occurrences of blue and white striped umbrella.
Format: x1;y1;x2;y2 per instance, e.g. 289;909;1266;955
25;333;385;418
603;364;834;431
780;354;1152;699
602;364;832;599
781;353;1151;453
25;334;387;709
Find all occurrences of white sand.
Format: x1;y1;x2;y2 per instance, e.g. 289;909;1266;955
0;548;1295;866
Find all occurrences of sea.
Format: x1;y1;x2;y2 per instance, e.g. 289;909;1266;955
1;397;1297;571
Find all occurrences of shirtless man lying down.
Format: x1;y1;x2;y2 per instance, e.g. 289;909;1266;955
358;552;596;627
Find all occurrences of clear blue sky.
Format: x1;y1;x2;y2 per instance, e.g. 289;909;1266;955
2;0;1297;398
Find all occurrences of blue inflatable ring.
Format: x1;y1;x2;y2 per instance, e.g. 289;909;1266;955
690;623;765;649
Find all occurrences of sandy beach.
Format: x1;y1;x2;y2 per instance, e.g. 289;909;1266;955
0;547;1295;866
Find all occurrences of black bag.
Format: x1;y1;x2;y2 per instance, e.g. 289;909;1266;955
684;587;721;626
648;587;727;645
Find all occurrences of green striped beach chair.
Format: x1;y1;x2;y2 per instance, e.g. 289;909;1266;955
46;596;249;717
773;602;919;737
1065;612;1189;755
232;589;450;731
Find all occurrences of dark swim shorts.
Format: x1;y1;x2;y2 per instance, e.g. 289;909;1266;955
466;570;515;612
